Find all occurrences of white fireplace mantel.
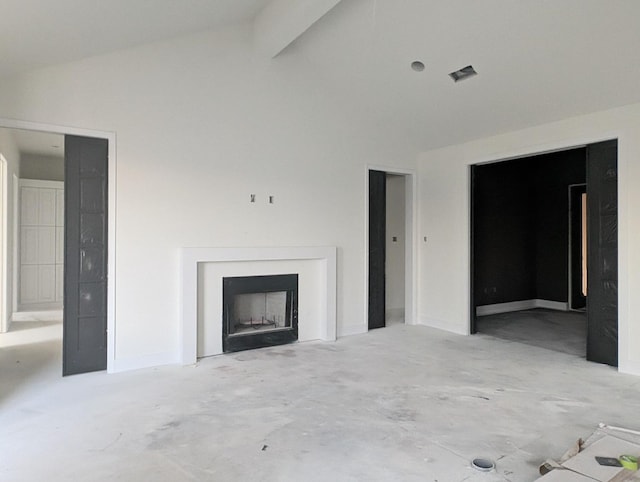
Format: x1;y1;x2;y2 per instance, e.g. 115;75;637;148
180;246;337;364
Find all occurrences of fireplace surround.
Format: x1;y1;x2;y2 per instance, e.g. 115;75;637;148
180;246;337;364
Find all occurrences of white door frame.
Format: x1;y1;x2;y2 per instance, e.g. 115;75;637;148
364;165;417;330
12;174;18;324
568;183;587;311
0;118;117;373
0;154;7;332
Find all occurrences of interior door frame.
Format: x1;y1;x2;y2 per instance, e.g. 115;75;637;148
468;137;620;363
568;183;587;311
0;154;7;333
364;165;417;332
0;117;117;373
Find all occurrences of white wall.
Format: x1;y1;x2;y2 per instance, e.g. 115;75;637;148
385;174;405;321
20;154;64;182
0;128;20;331
417;101;640;376
0;25;416;369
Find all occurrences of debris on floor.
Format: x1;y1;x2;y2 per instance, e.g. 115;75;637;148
536;424;640;481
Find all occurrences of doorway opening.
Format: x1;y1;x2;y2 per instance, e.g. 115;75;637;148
367;167;415;330
0;128;66;384
470;141;618;366
0;123;112;378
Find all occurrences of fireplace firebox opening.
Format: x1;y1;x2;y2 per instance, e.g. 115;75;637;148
222;274;298;353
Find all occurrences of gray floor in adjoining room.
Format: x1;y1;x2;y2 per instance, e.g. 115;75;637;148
1;317;639;482
476;308;587;357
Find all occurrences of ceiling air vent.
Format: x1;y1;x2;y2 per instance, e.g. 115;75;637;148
449;65;477;82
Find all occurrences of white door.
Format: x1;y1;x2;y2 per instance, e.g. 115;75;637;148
19;179;64;311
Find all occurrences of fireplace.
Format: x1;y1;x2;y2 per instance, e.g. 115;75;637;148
222;274;298;353
180;246;337;364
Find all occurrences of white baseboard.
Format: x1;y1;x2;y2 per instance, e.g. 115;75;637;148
418;316;469;336
19;302;63;312
535;299;569;311
110;352;179;373
476;299;568;317
338;323;368;337
12;310;63;322
619;360;640;377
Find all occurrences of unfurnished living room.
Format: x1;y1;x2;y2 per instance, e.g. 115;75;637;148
2;1;640;481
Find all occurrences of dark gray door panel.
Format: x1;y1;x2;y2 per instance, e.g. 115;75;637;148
586;140;618;367
368;170;386;330
63;135;108;376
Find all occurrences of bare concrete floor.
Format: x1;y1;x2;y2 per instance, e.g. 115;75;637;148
477;309;587;357
2;320;640;481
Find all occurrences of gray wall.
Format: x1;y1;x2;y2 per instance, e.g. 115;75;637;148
20;154;64;181
385;174;406;320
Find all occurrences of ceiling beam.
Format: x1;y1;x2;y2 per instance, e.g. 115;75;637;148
254;0;343;58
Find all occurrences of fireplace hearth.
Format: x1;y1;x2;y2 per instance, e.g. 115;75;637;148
222;274;298;353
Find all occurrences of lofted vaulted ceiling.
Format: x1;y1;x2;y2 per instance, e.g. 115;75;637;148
1;1;640;151
0;0;271;78
283;0;640;150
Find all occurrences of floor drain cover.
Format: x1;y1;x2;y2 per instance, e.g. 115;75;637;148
471;458;495;472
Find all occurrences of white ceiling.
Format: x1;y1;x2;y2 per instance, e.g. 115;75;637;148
283;0;640;150
10;129;64;158
2;1;640;152
0;0;271;78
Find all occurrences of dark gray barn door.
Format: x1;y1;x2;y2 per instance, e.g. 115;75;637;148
368;170;386;330
469;165;478;333
586;140;618;366
63;135;108;376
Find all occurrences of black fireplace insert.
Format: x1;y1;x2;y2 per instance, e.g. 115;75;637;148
222;274;298;353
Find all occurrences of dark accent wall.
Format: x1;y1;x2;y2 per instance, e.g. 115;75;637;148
473;160;536;305
533;149;587;300
473;148;586;306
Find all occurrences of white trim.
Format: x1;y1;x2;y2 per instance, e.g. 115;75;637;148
0;117;117;373
535;299;569;311
12;174;18;322
405;170;418;325
111;351;178;374
476;299;569;316
0;155;6;333
12;310;62;322
419;316;468;336
477;300;536;316
364;165;418;331
619;360;640;378
180;246;337;365
19;179;64;189
338;324;368;338
567;183;587;311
